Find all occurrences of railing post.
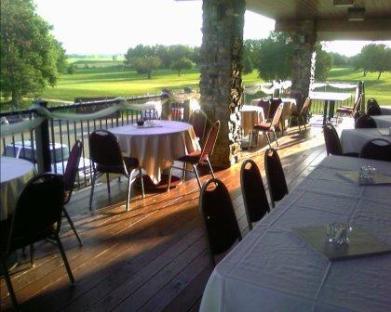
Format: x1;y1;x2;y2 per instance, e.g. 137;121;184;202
35;100;51;173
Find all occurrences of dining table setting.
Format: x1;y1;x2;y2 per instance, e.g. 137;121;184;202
200;155;391;312
110;119;201;184
340;127;391;154
0;156;36;221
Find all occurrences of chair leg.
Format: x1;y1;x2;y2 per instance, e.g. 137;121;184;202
272;129;279;147
30;244;34;266
126;174;132;211
63;207;83;246
193;165;202;190
89;172;97;211
55;236;75;285
265;132;272;149
206;158;216;179
1;256;18;310
106;173;111;202
139;168;145;199
166;166;173;192
182;162;186;181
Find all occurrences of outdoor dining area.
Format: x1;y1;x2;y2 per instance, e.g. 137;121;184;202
1;0;391;310
1;84;391;311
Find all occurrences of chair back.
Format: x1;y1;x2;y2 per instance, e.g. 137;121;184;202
264;148;288;205
355;114;377;129
323;123;343;155
189;110;207;143
199;179;241;256
360;139;391;161
269;98;282;120
367;98;382;116
89;130;126;173
63;140;83;199
299;97;312;116
7;174;64;252
240;159;270;229
257;99;270;119
271;103;284;129
200;120;220;162
352;94;362;116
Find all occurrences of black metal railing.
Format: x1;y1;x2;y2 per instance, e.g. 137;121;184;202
1;94;188;189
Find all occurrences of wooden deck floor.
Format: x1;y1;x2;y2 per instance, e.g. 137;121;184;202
1;126;328;312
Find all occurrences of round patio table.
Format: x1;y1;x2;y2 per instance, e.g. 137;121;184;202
110;120;201;184
1;157;35;220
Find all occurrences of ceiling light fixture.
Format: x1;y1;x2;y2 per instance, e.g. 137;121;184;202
348;6;366;22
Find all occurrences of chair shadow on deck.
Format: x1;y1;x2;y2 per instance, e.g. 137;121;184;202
11;202;212;312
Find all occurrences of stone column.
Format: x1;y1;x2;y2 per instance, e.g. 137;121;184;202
290;20;317;110
200;0;245;168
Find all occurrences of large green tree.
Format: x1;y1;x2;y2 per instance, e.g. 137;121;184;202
1;0;64;109
171;57;193;76
314;44;332;81
255;32;331;81
354;44;391;79
256;32;294;81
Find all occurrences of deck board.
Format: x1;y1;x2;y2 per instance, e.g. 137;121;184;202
1;127;328;311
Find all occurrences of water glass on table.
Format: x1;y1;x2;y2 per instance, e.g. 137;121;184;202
326;223;352;246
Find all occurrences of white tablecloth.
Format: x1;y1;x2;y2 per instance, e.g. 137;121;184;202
200;155;391;312
110;120;200;184
309;92;351;101
372;115;391;128
1;157;36;220
240;105;265;135
380;106;391;115
340;128;391;154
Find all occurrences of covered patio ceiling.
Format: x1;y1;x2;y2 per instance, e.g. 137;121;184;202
246;0;391;41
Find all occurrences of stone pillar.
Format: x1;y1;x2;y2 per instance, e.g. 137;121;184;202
290;20;317;110
200;0;245;168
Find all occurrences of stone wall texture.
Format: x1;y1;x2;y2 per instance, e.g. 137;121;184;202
290;20;317;111
200;0;245;168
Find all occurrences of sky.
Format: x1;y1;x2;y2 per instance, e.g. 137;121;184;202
34;0;390;56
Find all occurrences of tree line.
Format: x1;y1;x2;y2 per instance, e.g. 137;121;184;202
124;45;200;78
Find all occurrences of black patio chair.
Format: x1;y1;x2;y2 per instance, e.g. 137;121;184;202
0;173;74;310
89;130;145;212
367;98;382;116
167;120;220;191
336;94;362;122
264;148;288;207
189;110;208;145
253;103;284;148
360;139;391;162
199;178;242;266
355;114;377;129
290;97;312;132
63;140;83;246
240;159;270;230
323;123;359;157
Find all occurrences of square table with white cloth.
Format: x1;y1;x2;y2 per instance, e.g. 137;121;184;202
110;120;200;184
340;128;391;154
309;91;352;125
200;155;391;312
380;106;391;115
372;115;391;128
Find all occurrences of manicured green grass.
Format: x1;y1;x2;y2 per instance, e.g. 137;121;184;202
41;66;261;102
15;61;391;107
328;67;391;104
